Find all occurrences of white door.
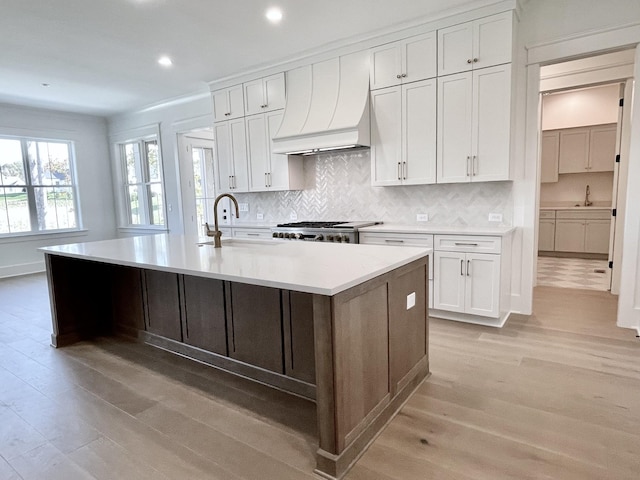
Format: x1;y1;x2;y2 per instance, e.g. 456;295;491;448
402;32;437;83
437;72;472;183
555;219;586;252
245;114;268;192
559;128;589;173
437;22;473;76
588;124;617;172
472;64;511;182
213;121;233;193
465;253;501;318
585;220;611;254
403;79;436;184
265;111;290;190
434;251;466;313
263;73;286;112
370;43;401;90
473;12;513;70
540;131;560;183
370;86;402;185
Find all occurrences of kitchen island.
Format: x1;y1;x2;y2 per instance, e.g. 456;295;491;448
41;234;430;480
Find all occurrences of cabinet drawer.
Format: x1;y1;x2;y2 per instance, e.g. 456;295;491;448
539;210;555;219
359;232;433;279
555;209;610;220
232;228;274;239
434;235;501;254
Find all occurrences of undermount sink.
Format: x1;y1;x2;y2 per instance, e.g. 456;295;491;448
198;238;278;247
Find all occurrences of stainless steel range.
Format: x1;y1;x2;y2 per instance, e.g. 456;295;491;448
271;221;381;243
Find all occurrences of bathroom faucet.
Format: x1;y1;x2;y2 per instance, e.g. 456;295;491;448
205;193;240;248
584;185;592;207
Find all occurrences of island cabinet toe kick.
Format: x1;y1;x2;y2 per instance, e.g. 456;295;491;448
43;252;429;480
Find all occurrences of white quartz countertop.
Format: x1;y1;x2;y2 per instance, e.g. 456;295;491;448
40;234;430;296
359;224;515;236
540;205;611;210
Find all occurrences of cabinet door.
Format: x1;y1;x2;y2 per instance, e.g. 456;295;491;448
370;86;402;185
388;263;427;396
585;219;611;254
265;111;299;190
182;276;227;355
403;79;436;184
110;265;145;332
473;12;513;70
438;21;473;76
245;114;269;192
370;43;401;90
472;64;511;182
282;291;316;384
538;219;556;251
143;270;182;341
213;86;244;122
228;118;249;191
437;72;472;183
541;131;560;183
555;219;586;252
559;128;589;173
214;121;233;193
402;32;436;83
243;78;264;116
263;73;286;112
433;251;466;313
227;283;283;373
588;124;617;172
465;253;500;318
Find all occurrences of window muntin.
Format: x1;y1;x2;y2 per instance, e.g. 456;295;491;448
0;137;79;236
121;138;165;226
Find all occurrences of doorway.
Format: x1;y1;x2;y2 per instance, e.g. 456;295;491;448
535;50;635;294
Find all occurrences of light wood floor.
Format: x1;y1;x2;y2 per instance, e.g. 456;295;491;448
0;274;638;479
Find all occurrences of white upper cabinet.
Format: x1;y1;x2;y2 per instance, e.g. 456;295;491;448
213;118;249;193
588;124;617;172
370;32;436;90
541;131;560;183
558;123;616;174
438;11;513;76
212;85;245;123
371;78;436;186
245;111;303;192
437;64;512;184
244;73;286;116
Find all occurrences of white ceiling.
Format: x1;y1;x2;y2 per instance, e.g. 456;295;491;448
1;0;494;117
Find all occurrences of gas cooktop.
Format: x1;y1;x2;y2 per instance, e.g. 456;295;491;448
272;221;381;243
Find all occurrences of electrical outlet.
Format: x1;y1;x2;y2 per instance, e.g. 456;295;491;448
289;211;298;221
256;213;264;220
416;213;429;222
238;203;249;212
488;213;503;222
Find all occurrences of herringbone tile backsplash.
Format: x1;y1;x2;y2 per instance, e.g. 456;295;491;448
233;150;513;226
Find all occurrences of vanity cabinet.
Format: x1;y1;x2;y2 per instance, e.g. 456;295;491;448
243;73;286;116
437;11;513;76
369;32;437;90
370;78;436;186
214;118;249;193
433;235;502;318
541;131;560;183
558;124;616;174
245;111;303;192
437;64;512;183
212;85;245;122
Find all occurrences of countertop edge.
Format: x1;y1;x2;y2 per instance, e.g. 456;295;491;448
359;224;516;236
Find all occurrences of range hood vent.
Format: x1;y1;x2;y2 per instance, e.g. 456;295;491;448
272;51;370;155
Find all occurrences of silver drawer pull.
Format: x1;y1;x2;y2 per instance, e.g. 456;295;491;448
385;239;404;243
454;242;479;246
246;233;260;237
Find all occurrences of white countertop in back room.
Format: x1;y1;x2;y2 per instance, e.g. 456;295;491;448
39;234;430;296
539;204;612;211
360;224;515;236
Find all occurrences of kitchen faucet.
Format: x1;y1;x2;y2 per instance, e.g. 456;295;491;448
205;193;240;248
584;185;592;207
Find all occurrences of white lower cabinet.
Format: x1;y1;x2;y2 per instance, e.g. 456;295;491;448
553;209;611;254
538;219;556;251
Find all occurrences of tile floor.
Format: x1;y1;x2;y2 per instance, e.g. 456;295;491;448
537;256;610;291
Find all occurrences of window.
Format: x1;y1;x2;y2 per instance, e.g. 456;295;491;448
0;137;79;235
120;138;165;226
191;146;216;231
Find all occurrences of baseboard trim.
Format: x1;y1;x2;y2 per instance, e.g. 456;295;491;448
0;261;45;279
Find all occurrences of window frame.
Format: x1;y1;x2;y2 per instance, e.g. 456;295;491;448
0;135;81;238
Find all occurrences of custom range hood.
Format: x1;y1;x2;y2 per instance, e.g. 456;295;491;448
272;50;370;155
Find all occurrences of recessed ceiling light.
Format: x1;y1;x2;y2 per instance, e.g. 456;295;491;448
158;56;173;67
266;7;283;23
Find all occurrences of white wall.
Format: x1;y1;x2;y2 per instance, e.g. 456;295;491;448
107;92;213;236
540;172;613;206
0;103;116;277
541;84;620;130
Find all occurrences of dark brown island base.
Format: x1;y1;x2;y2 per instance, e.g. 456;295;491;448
42;236;429;479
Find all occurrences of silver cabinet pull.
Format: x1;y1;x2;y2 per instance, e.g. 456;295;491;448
403;161;407;179
466;156;471;176
467;259;471;276
473;155;477;176
228;176;233;189
460;259;464;276
455;242;479;246
265;172;268;187
247;233;260;237
396;74;402;79
473;58;478;63
268;172;272;187
397;162;402;180
385;239;404;243
401;73;407;78
467;59;472;64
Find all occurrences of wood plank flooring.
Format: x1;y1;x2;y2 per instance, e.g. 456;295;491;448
0;274;638;479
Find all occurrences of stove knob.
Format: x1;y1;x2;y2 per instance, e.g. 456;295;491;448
278;232;284;238
272;232;278;238
335;235;343;243
343;236;350;243
314;234;324;242
326;235;334;241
